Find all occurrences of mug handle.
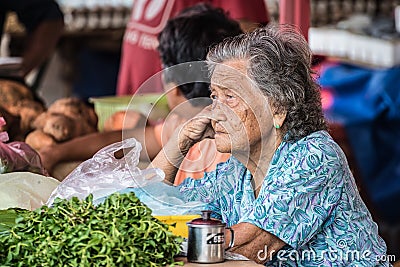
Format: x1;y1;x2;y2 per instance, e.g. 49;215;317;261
225;227;234;250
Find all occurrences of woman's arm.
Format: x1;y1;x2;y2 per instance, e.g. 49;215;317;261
149;131;188;184
226;222;286;264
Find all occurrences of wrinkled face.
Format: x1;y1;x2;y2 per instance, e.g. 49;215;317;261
210;60;276;154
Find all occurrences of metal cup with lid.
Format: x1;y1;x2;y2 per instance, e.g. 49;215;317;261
186;210;234;263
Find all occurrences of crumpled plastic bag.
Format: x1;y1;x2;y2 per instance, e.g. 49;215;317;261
47;138;206;215
0;117;47;175
47;138;164;206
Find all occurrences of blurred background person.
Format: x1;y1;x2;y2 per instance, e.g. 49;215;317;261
73;0;269;100
39;4;242;184
117;0;269;96
0;0;64;79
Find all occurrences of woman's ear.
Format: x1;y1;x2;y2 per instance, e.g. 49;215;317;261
273;111;287;129
267;98;286;129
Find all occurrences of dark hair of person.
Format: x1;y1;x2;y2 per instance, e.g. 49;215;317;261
157;3;242;105
207;24;328;141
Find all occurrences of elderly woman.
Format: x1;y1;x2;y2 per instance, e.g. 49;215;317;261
150;26;390;266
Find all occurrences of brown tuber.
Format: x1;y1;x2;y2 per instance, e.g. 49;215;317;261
25;130;56;151
27;97;99;149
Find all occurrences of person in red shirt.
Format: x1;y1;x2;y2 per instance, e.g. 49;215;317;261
117;0;269;95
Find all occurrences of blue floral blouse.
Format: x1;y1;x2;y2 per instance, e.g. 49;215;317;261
179;131;390;266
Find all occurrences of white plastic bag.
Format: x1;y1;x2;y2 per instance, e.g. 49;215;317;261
47;138;164;205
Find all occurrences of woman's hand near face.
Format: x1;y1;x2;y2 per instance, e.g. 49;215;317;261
149;105;218;185
177;105;215;153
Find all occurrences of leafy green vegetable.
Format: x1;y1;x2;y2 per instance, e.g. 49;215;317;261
0;192;183;266
0;208;29;235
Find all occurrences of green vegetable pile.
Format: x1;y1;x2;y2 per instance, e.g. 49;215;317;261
0;192;183;266
0;208;29;235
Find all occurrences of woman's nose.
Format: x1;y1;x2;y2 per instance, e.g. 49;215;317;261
212;112;227;122
210;101;227;121
211;98;226;110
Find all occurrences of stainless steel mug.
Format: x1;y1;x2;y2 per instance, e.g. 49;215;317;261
186;210;234;263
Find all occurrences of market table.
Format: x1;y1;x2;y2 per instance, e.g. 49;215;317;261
175;257;263;266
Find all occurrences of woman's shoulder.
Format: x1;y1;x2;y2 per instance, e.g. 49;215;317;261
304;130;345;157
288;130;337;150
278;130;347;164
299;130;332;143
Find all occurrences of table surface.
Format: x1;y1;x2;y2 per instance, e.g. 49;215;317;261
176;257;263;266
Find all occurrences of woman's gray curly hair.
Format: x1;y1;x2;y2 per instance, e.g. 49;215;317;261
207;24;327;142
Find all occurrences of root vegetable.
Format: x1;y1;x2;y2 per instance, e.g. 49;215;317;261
25;130;56;150
0;106;22;141
0;79;33;109
41;113;76;142
8;99;45;134
29;98;98;144
48;97;98;128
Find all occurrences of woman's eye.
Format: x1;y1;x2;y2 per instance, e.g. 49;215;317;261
225;92;239;107
210;94;217;100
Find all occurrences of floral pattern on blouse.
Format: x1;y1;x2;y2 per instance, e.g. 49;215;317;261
179;131;390;266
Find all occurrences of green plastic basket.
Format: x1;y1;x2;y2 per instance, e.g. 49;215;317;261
89;93;169;131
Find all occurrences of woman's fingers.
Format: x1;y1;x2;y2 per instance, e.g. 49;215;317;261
183;117;210;139
176;105;223;151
